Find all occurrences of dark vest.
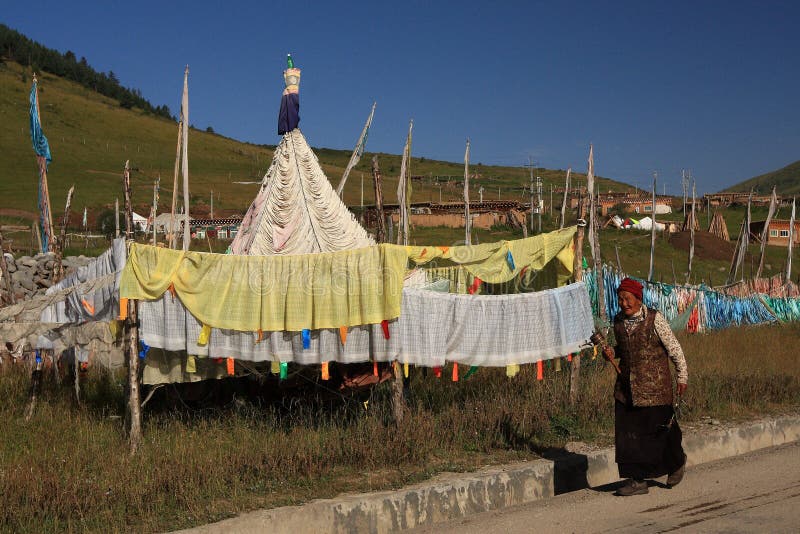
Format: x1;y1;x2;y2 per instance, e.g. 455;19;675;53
613;308;673;407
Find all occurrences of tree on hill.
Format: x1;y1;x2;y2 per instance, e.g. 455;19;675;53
0;23;173;121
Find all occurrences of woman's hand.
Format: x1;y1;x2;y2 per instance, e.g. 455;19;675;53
677;383;687;396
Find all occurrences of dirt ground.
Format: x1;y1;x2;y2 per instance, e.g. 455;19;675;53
668;230;744;262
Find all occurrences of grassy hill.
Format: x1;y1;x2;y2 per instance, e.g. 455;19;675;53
724;159;800;196
0;59;633;223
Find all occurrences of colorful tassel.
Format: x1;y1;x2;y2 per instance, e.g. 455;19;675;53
381;320;390;339
567;352;573;362
373;360;378;376
167;282;177;299
506;363;520;377
256;329;264;343
279;362;288;380
403;362;409;378
226;357;235;376
186;355;196;373
420;248;427;258
433;366;442;378
302;329;311;349
81;298;95;316
506;250;516;271
468;277;482;295
452;362;459;382
197;324;212;346
537;360;544;380
339;326;348;345
321;362;330;380
271;360;281;375
138;340;150;360
519;265;529;279
463;365;479;379
554;357;562;372
118;298;128;320
438;246;449;254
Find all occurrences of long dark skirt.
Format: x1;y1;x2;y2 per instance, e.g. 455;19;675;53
615;400;685;480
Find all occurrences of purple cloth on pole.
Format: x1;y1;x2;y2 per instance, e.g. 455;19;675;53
278;93;300;135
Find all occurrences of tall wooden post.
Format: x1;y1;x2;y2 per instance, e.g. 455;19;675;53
648;172;657;281
181;66;191;252
115;197;120;238
122;160;142;453
686;181;696;284
169;120;182;248
787;198;796;283
756;187;778;279
53;186;75;284
371;155;387;244
464;139;471;244
559;168;571;229
569;193;587;405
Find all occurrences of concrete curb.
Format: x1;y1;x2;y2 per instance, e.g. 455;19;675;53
178;414;800;534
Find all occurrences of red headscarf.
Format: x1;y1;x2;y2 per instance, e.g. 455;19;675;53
617;277;643;301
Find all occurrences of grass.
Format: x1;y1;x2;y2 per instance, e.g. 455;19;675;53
1;323;798;532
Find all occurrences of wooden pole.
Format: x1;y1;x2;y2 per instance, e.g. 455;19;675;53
464;139;471;245
614;244;622;272
648;172;657;281
569;193;587;405
786;198;796;283
560;168;571;229
123;160;142;453
181;66;191;252
371;155;387;243
115;197;120;239
687;181;696;284
756;187;778;278
53;185;75;284
392;362;405;425
169;120;182;248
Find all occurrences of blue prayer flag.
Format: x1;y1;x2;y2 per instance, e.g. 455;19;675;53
29;82;52;164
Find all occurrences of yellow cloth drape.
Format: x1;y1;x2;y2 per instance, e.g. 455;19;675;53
121;227;576;333
121;243;408;332
405;226;575;284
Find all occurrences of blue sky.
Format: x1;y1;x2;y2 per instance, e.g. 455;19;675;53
4;0;799;193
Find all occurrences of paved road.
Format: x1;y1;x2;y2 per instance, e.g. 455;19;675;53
410;442;800;534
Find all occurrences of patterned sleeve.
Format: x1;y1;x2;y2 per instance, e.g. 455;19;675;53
653;311;688;384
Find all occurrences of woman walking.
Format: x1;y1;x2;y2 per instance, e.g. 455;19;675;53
602;277;688;496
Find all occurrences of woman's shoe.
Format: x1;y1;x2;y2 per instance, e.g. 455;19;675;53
615;479;649;496
667;459;686;487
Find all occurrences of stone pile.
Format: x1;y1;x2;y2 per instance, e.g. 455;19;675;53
1;252;93;301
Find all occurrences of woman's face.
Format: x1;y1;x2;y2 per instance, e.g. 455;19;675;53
618;290;642;317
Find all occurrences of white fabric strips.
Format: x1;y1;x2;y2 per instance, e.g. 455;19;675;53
138;282;593;383
230;129;374;255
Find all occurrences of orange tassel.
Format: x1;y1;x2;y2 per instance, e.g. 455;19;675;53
321;362;330;380
373;360;378;376
438;246;449;254
118;298;128;320
256;329;263;343
167;283;177;299
420;248;427;257
339;326;348;345
567;352;573;362
433;366;442;378
226;358;235;376
81;298;95;316
537;360;544;380
452;362;459;382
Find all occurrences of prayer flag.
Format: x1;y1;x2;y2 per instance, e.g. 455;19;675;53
186;355;196;373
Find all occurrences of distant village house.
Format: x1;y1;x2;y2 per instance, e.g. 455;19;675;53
749;219;800;248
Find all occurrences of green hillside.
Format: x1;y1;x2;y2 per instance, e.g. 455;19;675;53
724;159;800;196
0;59;633;222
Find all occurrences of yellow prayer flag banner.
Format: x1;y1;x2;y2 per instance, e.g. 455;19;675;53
405;226;576;284
120;242;408;332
